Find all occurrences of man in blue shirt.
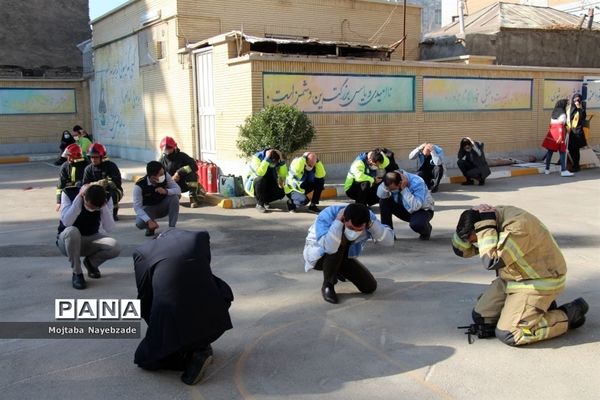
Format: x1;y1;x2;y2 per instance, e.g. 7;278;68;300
377;170;435;240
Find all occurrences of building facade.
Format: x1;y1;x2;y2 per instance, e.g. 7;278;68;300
90;0;598;177
0;0;91;155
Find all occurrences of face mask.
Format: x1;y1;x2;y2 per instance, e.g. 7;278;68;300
269;162;277;168
344;228;362;241
157;175;166;183
369;164;378;170
73;136;80;141
305;165;314;171
63;134;70;139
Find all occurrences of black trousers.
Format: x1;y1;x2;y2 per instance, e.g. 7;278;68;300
568;133;586;170
457;159;484;181
314;243;377;294
379;197;433;235
417;163;444;190
345;181;380;206
288;177;325;207
254;173;285;206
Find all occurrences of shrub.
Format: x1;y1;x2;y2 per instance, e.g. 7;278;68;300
237;104;315;158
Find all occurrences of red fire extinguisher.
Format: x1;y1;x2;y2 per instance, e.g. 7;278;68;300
206;161;218;193
196;160;205;188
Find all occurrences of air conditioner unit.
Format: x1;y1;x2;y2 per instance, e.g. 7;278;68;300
140;10;161;25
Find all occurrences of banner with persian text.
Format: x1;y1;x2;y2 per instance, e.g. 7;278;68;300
263;73;414;113
423;77;532;112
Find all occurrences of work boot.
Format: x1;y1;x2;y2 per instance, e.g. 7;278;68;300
181;345;213;385
308;203;321;213
72;273;86;290
321;283;338;304
419;222;432;240
83;257;101;279
559;297;589;329
479;177;486;186
462;179;474;186
190;196;201;208
287;199;296;213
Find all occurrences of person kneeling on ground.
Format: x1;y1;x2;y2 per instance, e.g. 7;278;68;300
303;203;394;304
244;148;288;213
285;151;326;213
133;229;234;385
452;204;589;346
457;137;491;186
159;136;205;208
56;184;121;289
83;143;123;220
408;142;445;193
133;161;181;237
377;170;434;240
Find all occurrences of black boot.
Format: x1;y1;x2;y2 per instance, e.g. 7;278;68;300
559;297;589;329
113;207;119;221
181;345;213;385
321;283;338;304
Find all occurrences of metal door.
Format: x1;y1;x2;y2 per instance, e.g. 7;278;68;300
194;48;216;161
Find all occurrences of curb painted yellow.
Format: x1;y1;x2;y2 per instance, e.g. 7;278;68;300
0;156;29;164
510;168;538;177
449;175;467;184
217;198;233;208
320;187;338;199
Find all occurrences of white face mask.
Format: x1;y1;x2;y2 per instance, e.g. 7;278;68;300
344;228;362;241
64;134;70;139
368;164;378;171
157;175;166;183
305;165;314;171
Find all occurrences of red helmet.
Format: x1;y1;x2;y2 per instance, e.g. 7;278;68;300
88;143;107;158
160;136;177;150
62;143;82;159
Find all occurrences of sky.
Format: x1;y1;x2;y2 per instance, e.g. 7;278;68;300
89;0;129;20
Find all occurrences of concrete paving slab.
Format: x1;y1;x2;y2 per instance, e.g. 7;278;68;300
0;160;599;399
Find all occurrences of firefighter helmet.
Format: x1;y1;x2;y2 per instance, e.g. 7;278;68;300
88;143;107;158
61;143;83;159
160;136;177;150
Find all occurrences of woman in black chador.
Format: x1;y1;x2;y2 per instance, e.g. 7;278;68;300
133;229;234;385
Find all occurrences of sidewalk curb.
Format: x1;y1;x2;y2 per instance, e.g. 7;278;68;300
0;154;55;164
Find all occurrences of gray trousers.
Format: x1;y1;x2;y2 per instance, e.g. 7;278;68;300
135;195;180;229
57;226;121;274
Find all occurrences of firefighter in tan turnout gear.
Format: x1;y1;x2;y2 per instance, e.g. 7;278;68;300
452;204;589;346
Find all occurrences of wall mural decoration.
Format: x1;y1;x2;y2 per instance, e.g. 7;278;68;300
585;78;600;109
543;80;582;109
423;77;532;111
0;88;76;115
263;72;415;113
90;35;145;146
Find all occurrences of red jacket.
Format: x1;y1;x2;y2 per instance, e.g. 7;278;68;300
542;123;567;152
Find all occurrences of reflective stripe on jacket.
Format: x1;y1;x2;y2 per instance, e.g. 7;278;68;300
284;156;326;194
452;206;567;294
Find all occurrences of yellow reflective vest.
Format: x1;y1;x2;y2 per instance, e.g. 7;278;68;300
284;156;326;194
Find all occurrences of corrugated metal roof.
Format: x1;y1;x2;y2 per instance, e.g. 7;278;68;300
425;2;600;37
187;31;393;52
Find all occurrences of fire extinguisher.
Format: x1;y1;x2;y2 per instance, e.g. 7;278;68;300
200;161;208;190
206;161;218;193
196;160;205;188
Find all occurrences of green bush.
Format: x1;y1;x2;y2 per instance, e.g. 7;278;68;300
237;104;315;158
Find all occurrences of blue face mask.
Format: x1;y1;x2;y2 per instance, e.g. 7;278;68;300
344;228;362;241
